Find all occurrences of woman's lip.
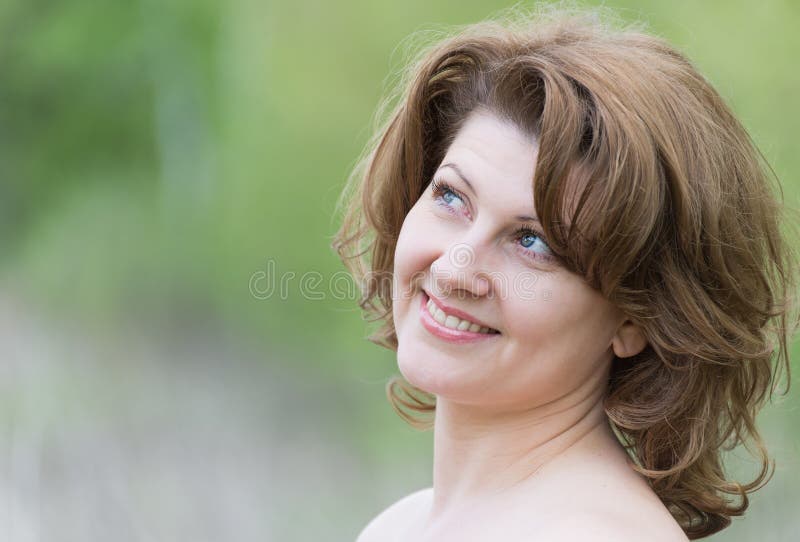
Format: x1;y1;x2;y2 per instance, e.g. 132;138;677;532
424;291;499;332
419;292;501;344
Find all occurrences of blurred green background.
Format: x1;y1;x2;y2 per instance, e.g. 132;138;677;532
1;0;797;540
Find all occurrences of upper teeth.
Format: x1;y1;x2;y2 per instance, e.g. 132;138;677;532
426;298;495;334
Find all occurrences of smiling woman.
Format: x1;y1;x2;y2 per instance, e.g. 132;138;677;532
332;7;798;541
393;109;646;416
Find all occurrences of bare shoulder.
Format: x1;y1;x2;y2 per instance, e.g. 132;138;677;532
355;487;433;542
534;497;689;542
524;455;689;542
538;509;688;542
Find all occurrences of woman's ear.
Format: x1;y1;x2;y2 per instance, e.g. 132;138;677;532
611;320;648;358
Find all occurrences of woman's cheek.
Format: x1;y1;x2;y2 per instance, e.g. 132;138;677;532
394;206;439;286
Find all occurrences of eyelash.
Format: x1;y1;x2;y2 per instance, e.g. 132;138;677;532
429;178;555;263
511;226;555;261
431;179;469;216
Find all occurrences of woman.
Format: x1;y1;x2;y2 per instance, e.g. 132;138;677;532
333;8;797;541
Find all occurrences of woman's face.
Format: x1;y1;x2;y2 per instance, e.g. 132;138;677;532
392;108;633;411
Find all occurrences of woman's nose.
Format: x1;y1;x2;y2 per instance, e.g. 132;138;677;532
430;241;492;298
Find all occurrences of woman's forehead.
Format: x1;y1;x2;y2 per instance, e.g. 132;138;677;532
450;109;536;155
439;110;538;191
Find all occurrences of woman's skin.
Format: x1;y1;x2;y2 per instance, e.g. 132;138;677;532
358;108;689;541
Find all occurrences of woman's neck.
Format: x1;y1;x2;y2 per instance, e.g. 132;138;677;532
426;377;621;523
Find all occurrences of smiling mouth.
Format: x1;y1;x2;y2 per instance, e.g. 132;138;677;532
421;291;500;335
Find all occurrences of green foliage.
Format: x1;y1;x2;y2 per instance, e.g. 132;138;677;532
2;0;798;372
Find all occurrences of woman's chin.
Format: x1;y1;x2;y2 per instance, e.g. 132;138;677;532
396;342;471;399
397;349;429;390
396;344;445;396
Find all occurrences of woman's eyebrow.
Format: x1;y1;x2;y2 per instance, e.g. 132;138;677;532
439;162;540;224
439;162;475;194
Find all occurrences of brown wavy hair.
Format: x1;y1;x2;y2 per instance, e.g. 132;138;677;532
332;7;799;539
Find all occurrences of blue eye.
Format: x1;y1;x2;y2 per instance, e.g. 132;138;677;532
441;190;461;206
431;179;467;211
520;233;536;247
516;228;553;260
